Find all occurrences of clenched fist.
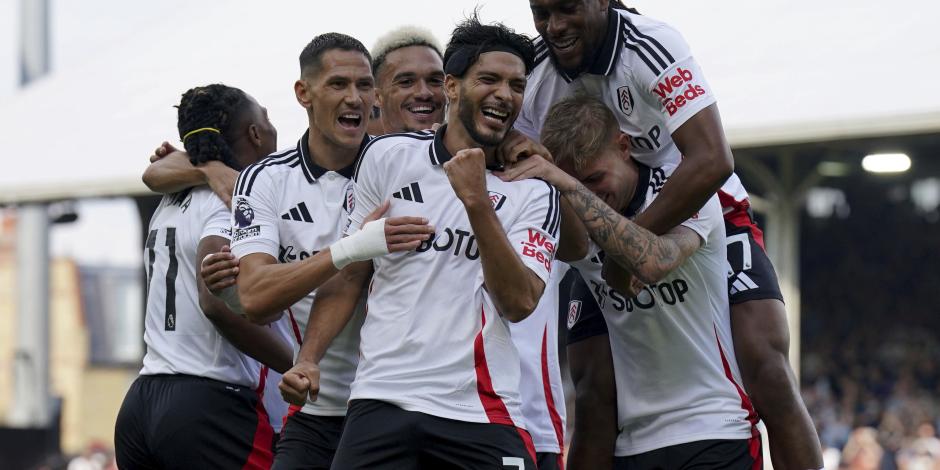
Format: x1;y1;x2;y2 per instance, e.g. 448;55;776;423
443;148;488;206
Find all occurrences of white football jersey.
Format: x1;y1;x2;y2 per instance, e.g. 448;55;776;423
509;262;568;453
516;6;750;205
230;130;368;416
346;127;559;427
140;187;262;388
571;162;758;456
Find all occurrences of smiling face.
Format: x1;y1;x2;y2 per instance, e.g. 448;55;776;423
447;51;527;147
529;0;609;73
559;134;638;213
375;45;445;133
296;49;375;150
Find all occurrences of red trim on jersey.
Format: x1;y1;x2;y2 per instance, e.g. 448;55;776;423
717;190;766;249
473;307;514;426
243;366;275;470
713;325;762;470
540;326;566;464
286;308;303;343
516;426;538;465
282;404;303;429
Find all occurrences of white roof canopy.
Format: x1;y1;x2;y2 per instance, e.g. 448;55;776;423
2;0;938;203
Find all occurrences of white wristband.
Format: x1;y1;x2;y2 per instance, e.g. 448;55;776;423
216;284;246;316
329;218;390;269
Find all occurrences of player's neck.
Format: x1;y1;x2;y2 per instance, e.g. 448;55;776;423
306;128;359;171
441;122;497;167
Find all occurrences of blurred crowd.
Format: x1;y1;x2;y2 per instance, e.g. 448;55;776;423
800;179;940;470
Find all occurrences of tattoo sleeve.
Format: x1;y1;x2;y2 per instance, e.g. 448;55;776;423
560;182;695;283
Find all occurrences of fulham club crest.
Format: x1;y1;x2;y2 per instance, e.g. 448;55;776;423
617;86;635;116
567;300;582;329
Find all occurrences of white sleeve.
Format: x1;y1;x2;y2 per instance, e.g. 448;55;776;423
229;166;280;259
200;193;232;241
344;144;386;236
628;24;717;134
677;193;722;246
513;98;541;142
507;181;561;284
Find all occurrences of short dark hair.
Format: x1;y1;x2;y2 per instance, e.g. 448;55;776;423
176;84;250;169
299;32;372;77
372;26;443;77
443;12;536;77
540;94;621;171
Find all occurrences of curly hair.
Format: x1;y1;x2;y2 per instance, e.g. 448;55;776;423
176;84;251;169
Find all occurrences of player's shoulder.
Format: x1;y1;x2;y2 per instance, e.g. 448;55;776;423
613;9;691;76
354;130;435;181
235;147;301;196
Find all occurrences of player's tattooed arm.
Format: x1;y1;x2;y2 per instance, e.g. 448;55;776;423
561;182;702;284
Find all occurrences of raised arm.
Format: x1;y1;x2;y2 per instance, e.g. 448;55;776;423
142;142;239;206
496;155;700;284
196;237;293;373
633;104;732;235
444;148;546;322
559;182;702;284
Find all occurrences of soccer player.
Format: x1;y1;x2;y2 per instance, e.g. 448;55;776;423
225;33;434;470
515;2;822;467
370;26;446;134
115;84;292;469
281;16;558;469
369;25;569;469
501;93;762;469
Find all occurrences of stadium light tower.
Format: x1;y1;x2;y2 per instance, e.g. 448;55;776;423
862;153;911;173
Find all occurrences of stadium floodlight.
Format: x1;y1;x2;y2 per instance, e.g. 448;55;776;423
861;153;911;173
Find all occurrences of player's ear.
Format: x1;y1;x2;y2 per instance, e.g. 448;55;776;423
616;132;631;161
294;79;312;109
444;75;460;105
247;124;262;148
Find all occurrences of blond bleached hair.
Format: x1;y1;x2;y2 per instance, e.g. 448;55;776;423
541;94;622;172
371;26;443;77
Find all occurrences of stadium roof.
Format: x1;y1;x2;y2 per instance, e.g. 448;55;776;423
2;0;938;203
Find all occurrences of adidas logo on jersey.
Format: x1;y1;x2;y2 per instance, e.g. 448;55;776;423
393;182;424;203
728;271;759;296
280;202;314;223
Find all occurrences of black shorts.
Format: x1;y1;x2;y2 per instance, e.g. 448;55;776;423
331;399;537;469
114;374;274;470
272;410;344;470
536;452;564;470
724;207;784;305
614;438;762;470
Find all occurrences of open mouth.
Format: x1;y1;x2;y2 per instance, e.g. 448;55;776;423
337;112;362;129
549;36;579;53
481;105;510;125
406;104;436;117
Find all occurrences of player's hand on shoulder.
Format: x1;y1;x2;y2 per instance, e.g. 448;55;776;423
497;129;554;166
201;245;239;294
495;153;578;191
148;141;180;163
279;360;320;406
201;161;238;209
443;148;488;205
